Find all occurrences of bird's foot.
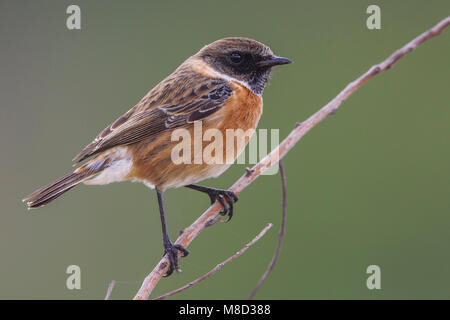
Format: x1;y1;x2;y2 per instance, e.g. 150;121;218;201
163;242;189;277
206;189;239;222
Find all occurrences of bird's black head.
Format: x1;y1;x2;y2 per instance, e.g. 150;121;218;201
196;37;292;95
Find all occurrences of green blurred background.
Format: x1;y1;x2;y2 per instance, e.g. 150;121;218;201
1;0;449;299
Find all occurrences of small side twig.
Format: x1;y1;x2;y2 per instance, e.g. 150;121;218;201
248;160;287;299
153;223;273;300
105;280;116;300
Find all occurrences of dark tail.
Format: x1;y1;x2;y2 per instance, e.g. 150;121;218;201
23;168;95;209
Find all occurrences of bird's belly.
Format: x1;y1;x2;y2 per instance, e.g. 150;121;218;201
128;129;241;191
142;162;233;190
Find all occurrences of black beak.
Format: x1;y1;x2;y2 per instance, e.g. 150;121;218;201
258;56;292;68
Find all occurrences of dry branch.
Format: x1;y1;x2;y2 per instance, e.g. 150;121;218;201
248;160;287;299
153;223;273;300
134;16;450;300
105;280;116;300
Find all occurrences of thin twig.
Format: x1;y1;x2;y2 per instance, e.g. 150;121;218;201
105;280;116;300
153;223;273;300
248;160;287;299
134;16;450;300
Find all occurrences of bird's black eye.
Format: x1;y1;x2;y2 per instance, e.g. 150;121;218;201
229;52;243;64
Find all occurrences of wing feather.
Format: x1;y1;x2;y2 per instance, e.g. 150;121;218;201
73;76;232;163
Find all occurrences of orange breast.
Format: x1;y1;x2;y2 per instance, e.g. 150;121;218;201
209;82;262;162
219;81;263;131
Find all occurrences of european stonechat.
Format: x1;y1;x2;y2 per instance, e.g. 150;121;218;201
23;37;292;275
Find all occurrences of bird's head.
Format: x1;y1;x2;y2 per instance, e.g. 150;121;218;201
195;37;292;95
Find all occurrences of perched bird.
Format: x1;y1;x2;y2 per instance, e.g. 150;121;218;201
23;37;292;275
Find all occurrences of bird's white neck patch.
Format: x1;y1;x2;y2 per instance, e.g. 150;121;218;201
195;62;261;97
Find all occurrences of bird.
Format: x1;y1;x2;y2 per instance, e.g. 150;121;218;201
23;37;292;275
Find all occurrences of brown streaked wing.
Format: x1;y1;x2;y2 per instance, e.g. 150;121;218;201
73;78;232;163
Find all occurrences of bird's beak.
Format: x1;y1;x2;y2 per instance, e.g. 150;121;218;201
258;56;293;68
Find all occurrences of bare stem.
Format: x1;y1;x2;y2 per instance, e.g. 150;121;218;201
248;160;287;299
153;223;273;300
105;280;116;300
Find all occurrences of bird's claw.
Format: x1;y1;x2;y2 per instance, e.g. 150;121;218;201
207;189;239;222
163;242;189;277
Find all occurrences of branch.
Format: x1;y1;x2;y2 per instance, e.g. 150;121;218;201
134;16;450;300
153;223;273;300
248;160;287;299
105;280;116;300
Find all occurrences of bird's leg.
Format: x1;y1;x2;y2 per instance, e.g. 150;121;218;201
185;184;239;222
156;189;189;276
